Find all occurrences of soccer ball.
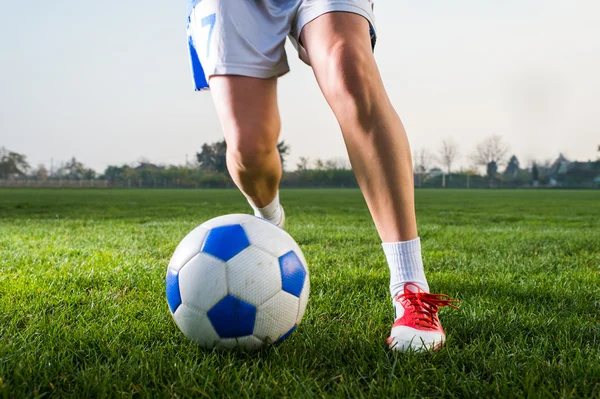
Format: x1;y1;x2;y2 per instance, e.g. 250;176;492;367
165;214;309;349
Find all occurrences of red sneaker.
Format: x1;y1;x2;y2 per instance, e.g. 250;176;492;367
387;283;459;352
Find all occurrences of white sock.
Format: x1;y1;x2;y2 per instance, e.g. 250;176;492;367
382;237;429;298
248;192;283;225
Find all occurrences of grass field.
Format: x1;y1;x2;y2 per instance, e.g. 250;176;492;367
1;189;599;398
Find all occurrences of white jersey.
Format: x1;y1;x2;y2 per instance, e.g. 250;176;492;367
186;0;376;91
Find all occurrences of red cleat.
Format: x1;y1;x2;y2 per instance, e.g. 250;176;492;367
387;283;459;352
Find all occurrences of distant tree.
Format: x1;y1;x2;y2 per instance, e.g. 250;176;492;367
314;159;325;170
32;164;49;180
64;157;82;177
503;155;521;178
0;147;30;179
323;158;350;170
122;166;139;186
532;162;539;185
413;148;434;188
471;135;509;184
296;157;310;171
324;159;336;170
196;141;228;174
57;157;95;179
102;165;124;181
486;161;498;180
471;135;509;172
463;168;478;189
437;138;459;175
196;140;290;173
135;162;164;185
277;141;290;170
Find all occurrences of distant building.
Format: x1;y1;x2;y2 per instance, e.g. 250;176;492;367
428;167;443;177
548;153;600;187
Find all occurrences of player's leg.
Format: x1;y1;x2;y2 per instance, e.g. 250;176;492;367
300;11;457;351
187;0;289;226
209;76;284;225
300;13;417;243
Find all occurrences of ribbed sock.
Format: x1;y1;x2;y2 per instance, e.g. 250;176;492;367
382;237;429;298
248;192;283;225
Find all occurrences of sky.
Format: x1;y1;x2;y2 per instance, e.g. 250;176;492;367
1;0;599;173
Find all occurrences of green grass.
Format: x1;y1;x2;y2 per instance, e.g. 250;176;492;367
1;189;599;398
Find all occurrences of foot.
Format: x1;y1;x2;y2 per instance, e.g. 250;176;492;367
254;205;285;229
387;282;458;352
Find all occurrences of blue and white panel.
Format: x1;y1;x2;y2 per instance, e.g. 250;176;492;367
278;251;307;298
201;224;250;262
207;294;257;339
166;268;182;313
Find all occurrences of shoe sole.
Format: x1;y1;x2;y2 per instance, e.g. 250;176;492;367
387;327;446;353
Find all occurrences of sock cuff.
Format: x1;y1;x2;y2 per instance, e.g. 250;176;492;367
248;192;279;211
382;237;421;256
259;192;280;211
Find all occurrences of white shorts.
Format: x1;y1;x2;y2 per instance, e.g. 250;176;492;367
186;0;376;91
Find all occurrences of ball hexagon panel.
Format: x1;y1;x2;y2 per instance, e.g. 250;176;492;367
178;252;228;312
241;217;299;258
296;275;310;325
168;225;209;272
207;295;256;338
253;291;299;343
201;224;250;262
278;251;307;298
166;268;182;313
173;304;219;348
226;246;282;307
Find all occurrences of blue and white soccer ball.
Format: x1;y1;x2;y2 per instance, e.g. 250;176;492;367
166;214;309;349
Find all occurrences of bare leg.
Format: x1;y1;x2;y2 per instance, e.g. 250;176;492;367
301;13;460;353
301;13;417;242
209;76;282;207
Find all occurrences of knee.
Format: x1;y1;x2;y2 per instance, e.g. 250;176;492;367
226;126;280;171
318;41;379;127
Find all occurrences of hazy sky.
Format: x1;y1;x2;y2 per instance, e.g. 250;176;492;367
1;0;599;172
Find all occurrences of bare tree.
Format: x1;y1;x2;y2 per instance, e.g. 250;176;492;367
413;148;434;188
314;159;325;170
33;164;49;180
437;138;459;188
471;135;509;172
296;157;310;171
276;141;290;170
438;138;459;175
324;157;350;170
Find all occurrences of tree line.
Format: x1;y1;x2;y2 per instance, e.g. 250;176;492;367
1;137;599;188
